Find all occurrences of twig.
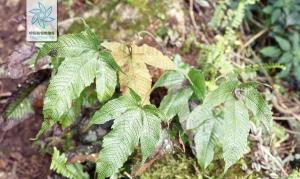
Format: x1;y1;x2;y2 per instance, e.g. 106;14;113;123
69;153;98;163
237;28;268;63
240;28;269;51
273;116;295;121
272;97;300;122
124;172;132;179
189;0;198;30
260;144;288;177
58;8;99;33
133;153;163;176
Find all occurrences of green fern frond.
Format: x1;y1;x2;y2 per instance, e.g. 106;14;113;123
4;81;37;121
35;24;121;137
34;120;55;140
51;147;89;179
236;63;285;74
209;1;227;28
5;98;33;121
192;80;273;171
91;90;163;179
43;52;99;123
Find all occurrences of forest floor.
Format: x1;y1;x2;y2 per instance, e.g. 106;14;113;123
0;0;51;178
1;0;300;178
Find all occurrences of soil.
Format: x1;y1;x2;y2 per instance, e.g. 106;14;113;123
0;116;50;179
0;0;52;178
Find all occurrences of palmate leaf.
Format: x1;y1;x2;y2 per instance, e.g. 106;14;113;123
43;52;99;122
35;23;120;137
191;80;273;171
51;147;89;179
90;91;163;179
40;51;118;136
101;42;176;104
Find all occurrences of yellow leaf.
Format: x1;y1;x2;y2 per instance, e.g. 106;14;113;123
101;42;175;104
134;44;175;70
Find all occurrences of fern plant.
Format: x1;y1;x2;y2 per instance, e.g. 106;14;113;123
51;147;89;179
31;2;275;176
189;80;272;171
89;89;164;178
156;60;273;171
201;0;257;78
35;22;120;138
152;0;274;171
34;21;176;178
154;55;205;122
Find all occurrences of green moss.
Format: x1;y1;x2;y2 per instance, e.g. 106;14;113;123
141;153;199;179
65;0;168;40
289;169;300;179
66;16;112;39
204;157;262;179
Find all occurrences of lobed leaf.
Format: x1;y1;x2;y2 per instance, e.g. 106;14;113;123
101;42;176;104
96;109;142;178
93;93;163;178
223;97;250;171
43;52;100;123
